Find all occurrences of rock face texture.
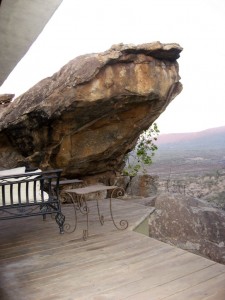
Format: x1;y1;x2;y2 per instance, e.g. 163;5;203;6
112;174;159;197
149;192;225;264
0;42;182;177
0;94;14;108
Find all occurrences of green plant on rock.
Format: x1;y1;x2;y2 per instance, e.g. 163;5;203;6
123;123;160;176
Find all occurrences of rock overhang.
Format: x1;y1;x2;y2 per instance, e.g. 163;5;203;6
0;42;183;177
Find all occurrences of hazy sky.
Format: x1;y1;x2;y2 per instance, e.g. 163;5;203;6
1;0;225;134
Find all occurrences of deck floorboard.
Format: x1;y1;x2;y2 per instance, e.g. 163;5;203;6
0;198;225;299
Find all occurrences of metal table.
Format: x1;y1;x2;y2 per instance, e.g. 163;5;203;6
51;179;83;187
64;184;128;240
51;179;84;202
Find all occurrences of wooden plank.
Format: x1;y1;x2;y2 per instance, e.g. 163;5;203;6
0;200;225;300
19;248;220;300
0;233;170;285
103;260;221;299
162;272;225;300
70;253;214;299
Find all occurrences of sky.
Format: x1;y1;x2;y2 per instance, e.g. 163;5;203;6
0;0;225;134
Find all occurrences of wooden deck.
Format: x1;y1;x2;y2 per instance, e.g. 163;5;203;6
0;198;225;299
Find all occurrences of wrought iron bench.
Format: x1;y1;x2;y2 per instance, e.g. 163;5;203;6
0;167;65;233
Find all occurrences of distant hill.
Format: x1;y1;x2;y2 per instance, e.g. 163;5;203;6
156;126;225;150
149;126;225;178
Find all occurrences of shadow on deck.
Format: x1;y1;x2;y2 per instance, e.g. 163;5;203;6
0;199;225;299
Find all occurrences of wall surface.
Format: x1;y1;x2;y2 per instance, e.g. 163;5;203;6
0;0;62;85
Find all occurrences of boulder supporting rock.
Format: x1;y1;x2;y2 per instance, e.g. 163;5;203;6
149;192;225;264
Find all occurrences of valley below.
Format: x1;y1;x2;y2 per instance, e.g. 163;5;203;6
148;126;225;209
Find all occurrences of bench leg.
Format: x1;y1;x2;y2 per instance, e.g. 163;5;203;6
40;204;48;221
55;212;65;234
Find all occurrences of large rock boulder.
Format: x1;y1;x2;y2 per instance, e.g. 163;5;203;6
0;42;182;177
0;94;14;108
149;192;225;264
114;174;159;197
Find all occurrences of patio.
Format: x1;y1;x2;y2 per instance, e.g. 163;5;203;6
0;198;225;299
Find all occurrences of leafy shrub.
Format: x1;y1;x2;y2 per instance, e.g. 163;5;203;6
123;123;159;176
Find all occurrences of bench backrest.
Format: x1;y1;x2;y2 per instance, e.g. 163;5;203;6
0;169;62;207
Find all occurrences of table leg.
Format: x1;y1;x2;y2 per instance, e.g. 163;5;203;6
63;192;89;240
96;192;104;225
62;192;78;233
110;187;129;230
78;194;89;241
